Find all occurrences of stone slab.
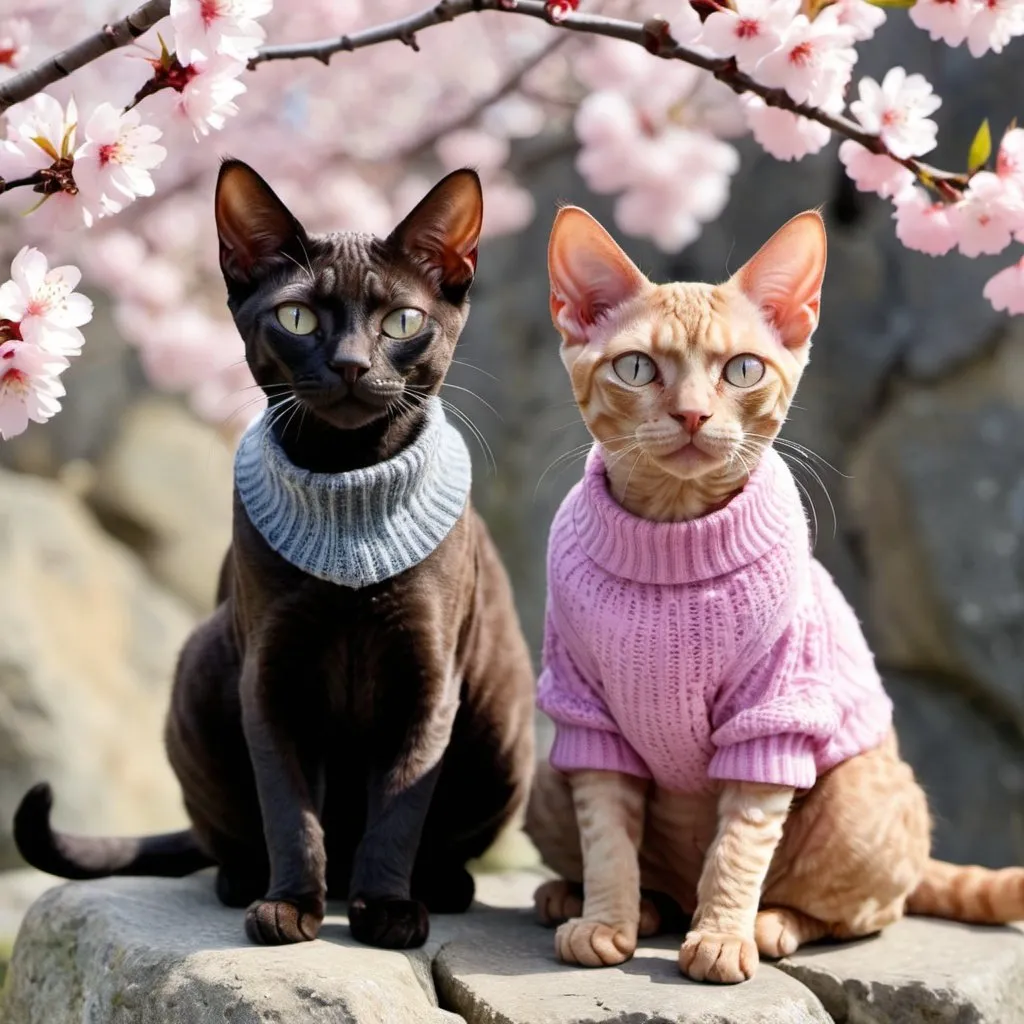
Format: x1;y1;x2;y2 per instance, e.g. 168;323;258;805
6;871;1024;1024
0;874;460;1024
777;916;1024;1024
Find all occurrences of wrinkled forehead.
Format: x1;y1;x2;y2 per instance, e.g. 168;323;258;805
602;282;760;365
298;231;436;308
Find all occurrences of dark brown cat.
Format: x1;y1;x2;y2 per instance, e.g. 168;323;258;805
13;160;536;951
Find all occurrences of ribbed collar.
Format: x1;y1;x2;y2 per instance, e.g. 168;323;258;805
234;397;471;588
572;444;803;585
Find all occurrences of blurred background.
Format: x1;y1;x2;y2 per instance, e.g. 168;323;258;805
1;0;1023;979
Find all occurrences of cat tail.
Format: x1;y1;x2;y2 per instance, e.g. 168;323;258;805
906;858;1024;924
14;783;213;880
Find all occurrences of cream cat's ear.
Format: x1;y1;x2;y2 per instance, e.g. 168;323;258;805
548;206;648;344
215;159;310;287
389;169;483;302
732;211;827;349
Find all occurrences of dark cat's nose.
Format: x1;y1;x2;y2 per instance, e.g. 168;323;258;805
329;354;371;384
672;411;711;434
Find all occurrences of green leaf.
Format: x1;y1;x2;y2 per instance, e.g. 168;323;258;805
864;0;915;8
968;118;992;173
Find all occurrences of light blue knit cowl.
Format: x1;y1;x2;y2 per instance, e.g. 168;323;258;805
234;396;472;588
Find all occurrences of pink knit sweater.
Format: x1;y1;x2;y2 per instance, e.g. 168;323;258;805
537;446;892;793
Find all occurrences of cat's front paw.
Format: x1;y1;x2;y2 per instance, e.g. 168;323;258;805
555;917;637;967
349;896;430;949
679;929;758;984
245;896;324;944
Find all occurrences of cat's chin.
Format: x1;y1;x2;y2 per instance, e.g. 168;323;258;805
303;397;389;432
650;442;724;480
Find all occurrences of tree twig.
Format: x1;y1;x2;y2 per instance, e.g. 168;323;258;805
0;0;170;115
0;0;970;197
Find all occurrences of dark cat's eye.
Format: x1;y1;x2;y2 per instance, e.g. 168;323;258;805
611;352;657;387
276;303;318;336
381;308;426;340
723;354;765;388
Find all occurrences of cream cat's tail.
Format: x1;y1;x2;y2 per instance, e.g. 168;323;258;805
907;858;1024;924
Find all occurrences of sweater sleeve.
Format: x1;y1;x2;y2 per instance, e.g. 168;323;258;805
707;615;840;790
536;605;650;780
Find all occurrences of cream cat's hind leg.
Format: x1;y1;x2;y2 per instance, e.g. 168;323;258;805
534;879;662;937
754;907;829;958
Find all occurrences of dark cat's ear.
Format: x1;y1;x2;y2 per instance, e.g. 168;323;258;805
214;159;310;288
731;210;827;350
388;169;483;302
548;206;648;346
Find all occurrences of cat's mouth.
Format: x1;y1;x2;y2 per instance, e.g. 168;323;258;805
294;383;391;430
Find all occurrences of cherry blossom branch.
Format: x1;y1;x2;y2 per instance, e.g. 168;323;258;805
0;0;969;196
0;0;170;115
251;0;968;193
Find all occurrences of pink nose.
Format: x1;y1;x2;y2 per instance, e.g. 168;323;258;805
673;411;711;434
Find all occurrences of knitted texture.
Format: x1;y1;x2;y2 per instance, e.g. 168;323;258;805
234;396;471;588
537;445;892;793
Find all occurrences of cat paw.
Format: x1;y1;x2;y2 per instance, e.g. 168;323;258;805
679;929;758;984
555;917;637;967
349;896;430;949
244;897;323;944
534;879;583;926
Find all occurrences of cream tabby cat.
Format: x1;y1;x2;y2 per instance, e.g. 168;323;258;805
526;206;1024;984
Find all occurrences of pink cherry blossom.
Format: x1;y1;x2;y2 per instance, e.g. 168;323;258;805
0;247;94;357
952;171;1024;256
699;0;800;74
170;0;273;64
0;340;68;441
0;94;99;228
0;92;76;179
74;104;167;216
744;97;832;160
849;67;941;160
754;10;856;106
893;189;957;255
983;256;1024;314
832;0;886;42
0;17;30;69
838;140;915;198
666;0;704;47
147;54;248;138
997;127;1024;201
909;0;975;46
966;0;1024;56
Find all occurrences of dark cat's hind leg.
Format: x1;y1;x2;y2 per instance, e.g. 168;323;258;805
411;859;476;914
216;863;268;908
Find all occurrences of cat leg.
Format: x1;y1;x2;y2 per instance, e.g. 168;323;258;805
754;907;828;958
680;782;794;984
761;733;930;949
238;652;328;946
554;770;649;968
535;879;663;937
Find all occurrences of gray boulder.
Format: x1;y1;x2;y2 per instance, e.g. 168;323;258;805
6;871;1024;1024
0;467;193;871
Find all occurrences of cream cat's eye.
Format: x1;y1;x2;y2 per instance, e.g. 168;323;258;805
276;303;318;336
381;308;426;339
723;354;765;388
612;352;657;387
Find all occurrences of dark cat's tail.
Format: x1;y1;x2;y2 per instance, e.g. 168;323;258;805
14;783;214;879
